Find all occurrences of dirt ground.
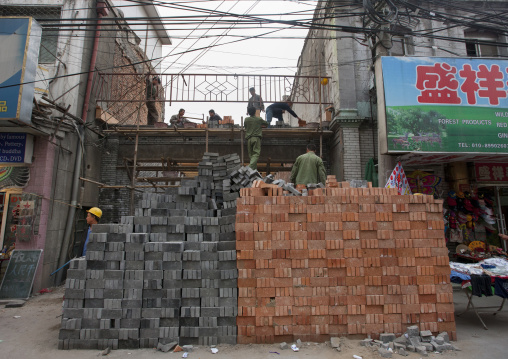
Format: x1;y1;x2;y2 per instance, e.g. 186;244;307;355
0;285;507;359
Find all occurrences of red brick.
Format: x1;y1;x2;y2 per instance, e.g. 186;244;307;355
256;287;276;297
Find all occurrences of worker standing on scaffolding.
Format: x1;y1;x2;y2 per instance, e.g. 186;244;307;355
145;74;160;125
207;109;222;128
248;87;264;117
245;106;268;170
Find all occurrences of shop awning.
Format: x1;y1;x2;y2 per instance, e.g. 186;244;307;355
399;152;508;166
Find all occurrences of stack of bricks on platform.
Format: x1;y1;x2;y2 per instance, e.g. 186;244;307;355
59;153;241;350
235;175;455;344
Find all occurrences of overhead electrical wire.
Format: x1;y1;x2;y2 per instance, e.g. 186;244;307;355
4;0;508;90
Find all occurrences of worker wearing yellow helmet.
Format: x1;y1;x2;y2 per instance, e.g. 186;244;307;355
82;207;102;256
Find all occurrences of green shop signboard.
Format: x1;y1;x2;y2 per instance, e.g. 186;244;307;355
381;57;508;153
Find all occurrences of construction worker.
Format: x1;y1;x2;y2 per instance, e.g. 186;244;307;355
247;87;264;117
290;144;327;185
146;74;160;125
265;100;304;127
170;108;189;128
82;207;102;257
208;109;222;128
244;106;268;171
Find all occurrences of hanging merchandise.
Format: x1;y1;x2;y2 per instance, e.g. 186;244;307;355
447;191;457;210
407;170;441;196
449;228;464;243
385;162;412;195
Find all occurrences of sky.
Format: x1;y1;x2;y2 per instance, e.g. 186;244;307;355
153;0;318;123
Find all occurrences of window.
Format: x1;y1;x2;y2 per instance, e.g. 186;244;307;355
464;31;499;57
0;6;61;64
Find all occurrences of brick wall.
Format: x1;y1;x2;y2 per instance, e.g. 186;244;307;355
235;183;455;343
102;43;162;126
342;127;362;180
359;124;377;178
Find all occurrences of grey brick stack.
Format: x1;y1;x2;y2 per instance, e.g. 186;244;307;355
60;153;242;350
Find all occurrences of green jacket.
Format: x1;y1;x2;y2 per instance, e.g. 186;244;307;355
244;116;268;140
290;151;327;185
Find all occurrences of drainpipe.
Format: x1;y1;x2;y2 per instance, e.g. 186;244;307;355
56;1;108;285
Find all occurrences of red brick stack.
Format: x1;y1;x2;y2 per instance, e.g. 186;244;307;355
235;179;455;344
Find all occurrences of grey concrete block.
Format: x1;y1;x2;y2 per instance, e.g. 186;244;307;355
121;299;142;309
123;308;141;319
84;299;104;308
123;280;143;290
416;346;428;356
124;260;144;270
143;289;164;299
142;308;163;318
380;333;396;343
437;332;450;343
127;233;149;243
406;325;419;337
422;342;433;352
431;341;447;352
125;243;144;252
143;279;162;290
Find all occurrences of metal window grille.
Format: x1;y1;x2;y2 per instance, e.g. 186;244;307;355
0;6;61;63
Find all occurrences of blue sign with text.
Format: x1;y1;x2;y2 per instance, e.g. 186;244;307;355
0;133;27;163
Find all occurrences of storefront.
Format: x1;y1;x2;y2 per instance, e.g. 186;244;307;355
0;133;36;280
377;56;508;259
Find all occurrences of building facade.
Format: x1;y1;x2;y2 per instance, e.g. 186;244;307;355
0;0;170;291
293;0;508;248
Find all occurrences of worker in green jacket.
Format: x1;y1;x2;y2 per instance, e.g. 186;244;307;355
244;106;268;170
290;144;327;185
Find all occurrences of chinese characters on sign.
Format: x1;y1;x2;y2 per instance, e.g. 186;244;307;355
475;163;508;182
382;57;508;154
417;62;508;105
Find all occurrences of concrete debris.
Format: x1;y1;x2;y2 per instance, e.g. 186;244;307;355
397;348;408;356
360;326;458;358
380;333;396;344
330;337;341;348
101;347;111;356
360;339;372;347
437;332;450;343
416;345;428;356
378;347;392;358
279;342;288;350
157;342;177;353
406;326;419;338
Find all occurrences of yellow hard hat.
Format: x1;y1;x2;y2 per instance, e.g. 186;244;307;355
87;207;102;218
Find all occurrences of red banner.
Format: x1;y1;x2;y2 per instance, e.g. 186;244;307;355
475;163;508;182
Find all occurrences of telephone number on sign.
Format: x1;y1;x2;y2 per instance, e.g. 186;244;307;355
458;143;508;149
485;143;508;149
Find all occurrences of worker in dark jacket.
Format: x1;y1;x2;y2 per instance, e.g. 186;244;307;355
244;106;268;170
290;144;327;185
265;100;303;126
208;109;222;128
146;74;160;125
